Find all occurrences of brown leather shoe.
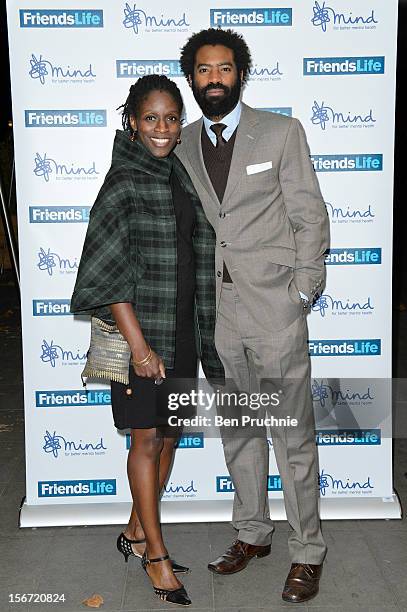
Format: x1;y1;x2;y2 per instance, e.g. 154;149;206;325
207;539;271;575
282;563;322;603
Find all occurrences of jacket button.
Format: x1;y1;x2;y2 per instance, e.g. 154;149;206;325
217;271;222;277
220;241;226;247
219;212;226;218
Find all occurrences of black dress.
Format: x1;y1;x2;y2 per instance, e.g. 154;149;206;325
110;171;198;429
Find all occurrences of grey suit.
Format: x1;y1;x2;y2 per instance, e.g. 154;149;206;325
177;103;329;564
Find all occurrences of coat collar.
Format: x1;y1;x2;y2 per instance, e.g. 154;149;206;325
112;130;173;180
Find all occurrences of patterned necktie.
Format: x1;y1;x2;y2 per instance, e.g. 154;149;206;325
210;123;227;148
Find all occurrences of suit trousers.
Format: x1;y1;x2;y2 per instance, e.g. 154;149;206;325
214;283;327;564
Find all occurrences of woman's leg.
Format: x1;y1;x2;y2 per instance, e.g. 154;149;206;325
158;426;183;490
126;427;181;589
123;429;181;554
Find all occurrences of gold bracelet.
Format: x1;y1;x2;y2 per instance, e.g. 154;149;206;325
132;346;152;367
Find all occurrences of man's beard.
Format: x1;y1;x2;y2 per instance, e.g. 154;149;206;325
192;77;242;118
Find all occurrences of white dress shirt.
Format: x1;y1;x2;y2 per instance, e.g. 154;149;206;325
203;101;242;145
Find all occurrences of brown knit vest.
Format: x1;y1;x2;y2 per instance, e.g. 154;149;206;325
201;126;237;282
201;125;237;202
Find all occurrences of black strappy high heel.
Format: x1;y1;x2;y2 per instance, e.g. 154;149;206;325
116;533;146;562
116;533;189;573
141;552;191;607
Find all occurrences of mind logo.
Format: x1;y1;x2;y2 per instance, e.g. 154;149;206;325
33;153;99;182
29;53;96;85
311;100;376;131
311;1;378;32
40;339;87;367
122;3;189;35
37;247;78;276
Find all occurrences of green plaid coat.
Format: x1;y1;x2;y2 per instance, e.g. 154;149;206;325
71;130;224;381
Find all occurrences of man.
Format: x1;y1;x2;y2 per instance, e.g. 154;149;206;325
177;28;329;603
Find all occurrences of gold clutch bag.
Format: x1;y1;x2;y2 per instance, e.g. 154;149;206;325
81;317;131;385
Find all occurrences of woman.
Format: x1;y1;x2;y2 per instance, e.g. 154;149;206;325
71;75;224;606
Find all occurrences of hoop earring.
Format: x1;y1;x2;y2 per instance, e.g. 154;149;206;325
130;130;137;142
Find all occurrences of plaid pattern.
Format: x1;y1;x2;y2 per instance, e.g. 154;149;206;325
71;130;224;379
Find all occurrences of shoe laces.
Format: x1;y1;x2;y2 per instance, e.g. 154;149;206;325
230;540;247;556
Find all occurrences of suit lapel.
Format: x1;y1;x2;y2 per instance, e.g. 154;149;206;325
184;118;220;204
222;103;261;203
184;104;262;206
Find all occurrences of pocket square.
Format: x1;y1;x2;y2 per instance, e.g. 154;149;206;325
246;161;273;175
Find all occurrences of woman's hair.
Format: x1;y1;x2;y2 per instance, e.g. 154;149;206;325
180;28;252;83
118;74;184;132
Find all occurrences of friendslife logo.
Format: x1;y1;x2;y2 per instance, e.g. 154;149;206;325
311;100;376;130
20;9;103;28
29;54;96;85
25;110;106;127
116;60;182;78
122;3;189;35
316;429;381;446
308;339;381;357
325;248;381;265
311;1;378;33
33;299;71;317
29;206;91;224
304;56;384;75
259;107;293;117
38;479;116;497
43;430;107;458
210;8;292;27
311;155;382;172
217;475;282;492
35;389;111;407
126;432;204;449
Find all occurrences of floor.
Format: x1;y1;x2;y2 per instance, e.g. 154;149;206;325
0;279;407;611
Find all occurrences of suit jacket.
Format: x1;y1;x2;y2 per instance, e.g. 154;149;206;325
176;103;330;331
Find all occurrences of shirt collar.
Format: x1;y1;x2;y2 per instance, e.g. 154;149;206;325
203;101;242;145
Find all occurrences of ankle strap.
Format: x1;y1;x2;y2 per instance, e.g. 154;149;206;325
146;554;170;564
121;533;146;544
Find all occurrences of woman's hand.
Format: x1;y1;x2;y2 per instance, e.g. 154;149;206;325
109;302;166;382
132;348;166;380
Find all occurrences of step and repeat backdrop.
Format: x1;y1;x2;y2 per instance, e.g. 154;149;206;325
6;0;400;525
